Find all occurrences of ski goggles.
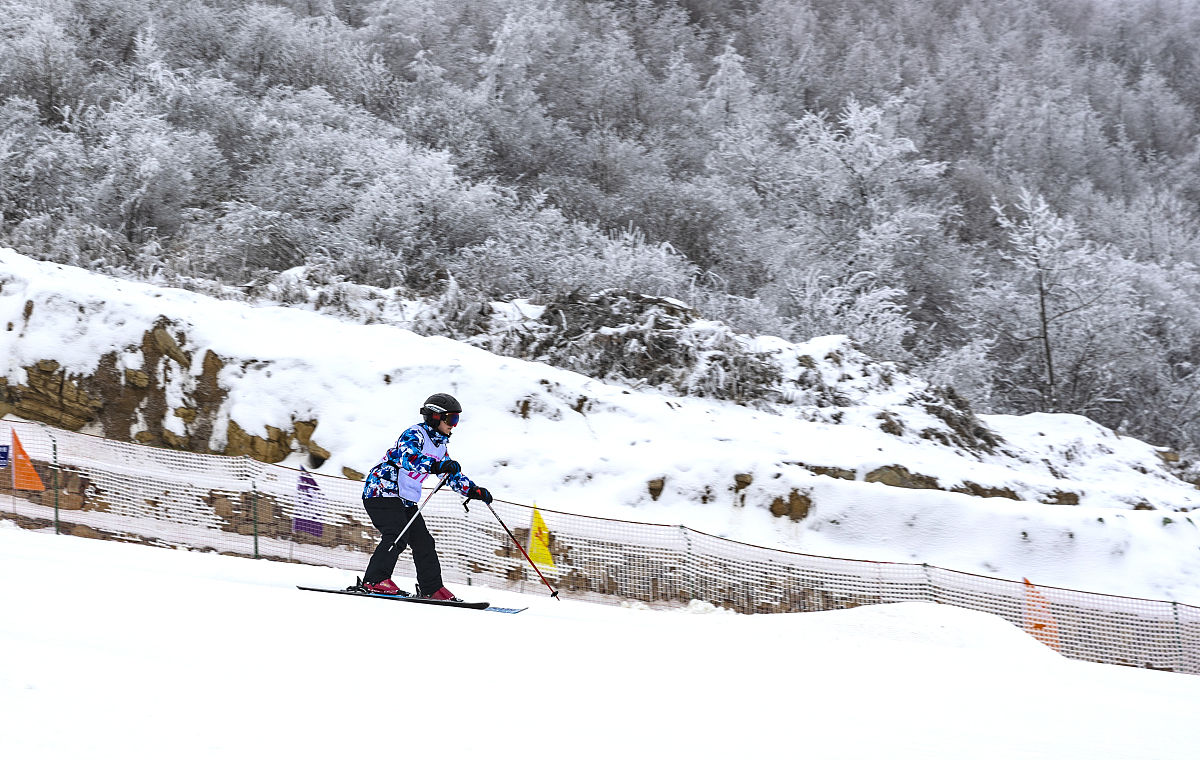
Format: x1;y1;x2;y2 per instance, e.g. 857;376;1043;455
444;413;460;427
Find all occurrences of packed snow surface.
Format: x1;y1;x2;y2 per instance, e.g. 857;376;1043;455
2;524;1198;759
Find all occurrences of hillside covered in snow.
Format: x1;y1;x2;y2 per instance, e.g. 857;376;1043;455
3;248;1200;603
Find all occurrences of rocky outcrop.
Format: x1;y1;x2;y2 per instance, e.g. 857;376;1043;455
0;461;108;512
5;359;103;429
770;489;813;521
648;477;665;501
760;461;1088;528
205;489;373;549
865;465;941;490
223;420;292;463
0;319;333;469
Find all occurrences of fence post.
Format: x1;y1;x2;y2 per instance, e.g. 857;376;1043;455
37;423;61;535
681;524;693;604
251;479;260;559
51;435;60;535
1174;601;1184;674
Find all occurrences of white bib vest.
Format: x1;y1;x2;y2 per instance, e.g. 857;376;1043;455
396;424;448;502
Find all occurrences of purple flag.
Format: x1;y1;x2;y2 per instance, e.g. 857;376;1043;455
294;466;325;537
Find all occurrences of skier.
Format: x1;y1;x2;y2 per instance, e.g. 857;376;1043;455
356;392;493;600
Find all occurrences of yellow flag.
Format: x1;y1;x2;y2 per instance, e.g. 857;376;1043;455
11;431;45;492
529;506;555;569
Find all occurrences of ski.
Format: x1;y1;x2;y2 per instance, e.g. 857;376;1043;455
297;585;527;613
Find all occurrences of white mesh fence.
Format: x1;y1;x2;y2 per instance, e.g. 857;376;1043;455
2;420;1197;674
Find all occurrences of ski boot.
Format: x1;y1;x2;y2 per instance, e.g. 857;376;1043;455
350;577;407;596
416;584;462;602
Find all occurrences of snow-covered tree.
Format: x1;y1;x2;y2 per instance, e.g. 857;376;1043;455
973;190;1151;416
0;2;88;123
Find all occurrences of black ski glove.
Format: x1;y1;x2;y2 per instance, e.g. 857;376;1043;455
467;485;493;504
431;459;461;476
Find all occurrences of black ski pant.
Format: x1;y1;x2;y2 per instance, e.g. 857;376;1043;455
362;496;443;594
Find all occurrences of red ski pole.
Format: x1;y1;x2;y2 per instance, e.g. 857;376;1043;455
470;497;560;600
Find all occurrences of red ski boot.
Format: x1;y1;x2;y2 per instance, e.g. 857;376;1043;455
419;586;462;602
362;578;403;595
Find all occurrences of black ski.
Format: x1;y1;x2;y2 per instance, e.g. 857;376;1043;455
297;585;527;613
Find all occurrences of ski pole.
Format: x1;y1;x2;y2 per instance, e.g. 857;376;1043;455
470;497;560;600
389;474;450;551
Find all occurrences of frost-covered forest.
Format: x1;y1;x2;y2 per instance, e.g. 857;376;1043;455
3;0;1200;456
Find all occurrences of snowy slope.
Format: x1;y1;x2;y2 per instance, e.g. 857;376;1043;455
2;524;1198;760
2;248;1200;603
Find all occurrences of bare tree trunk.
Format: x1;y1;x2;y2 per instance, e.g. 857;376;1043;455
1035;265;1056;413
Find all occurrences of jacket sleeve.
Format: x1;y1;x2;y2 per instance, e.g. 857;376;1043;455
446;471;475;498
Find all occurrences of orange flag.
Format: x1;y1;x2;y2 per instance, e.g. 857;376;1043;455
11;430;45;491
1023;577;1061;652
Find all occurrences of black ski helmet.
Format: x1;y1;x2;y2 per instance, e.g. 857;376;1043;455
420;392;462;427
